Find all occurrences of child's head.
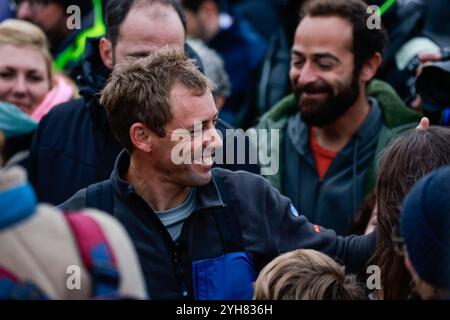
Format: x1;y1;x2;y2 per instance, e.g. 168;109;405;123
253;249;366;300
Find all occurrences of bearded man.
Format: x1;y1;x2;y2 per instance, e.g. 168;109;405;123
255;0;421;235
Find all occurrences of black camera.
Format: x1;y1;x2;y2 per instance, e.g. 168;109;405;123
416;48;450;112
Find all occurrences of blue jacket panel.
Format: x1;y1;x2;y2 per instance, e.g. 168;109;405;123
193;252;257;300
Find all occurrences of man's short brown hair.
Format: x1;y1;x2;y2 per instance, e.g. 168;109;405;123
253;249;367;300
100;49;213;152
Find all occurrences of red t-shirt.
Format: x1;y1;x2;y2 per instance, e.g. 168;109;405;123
309;129;338;180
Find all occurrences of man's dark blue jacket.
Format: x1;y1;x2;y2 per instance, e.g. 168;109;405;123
59;150;376;300
29;38;259;205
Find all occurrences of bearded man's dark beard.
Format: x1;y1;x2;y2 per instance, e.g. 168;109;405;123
295;74;360;127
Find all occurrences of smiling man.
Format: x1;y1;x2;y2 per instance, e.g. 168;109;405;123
29;0;258;206
256;0;421;235
60;50;377;300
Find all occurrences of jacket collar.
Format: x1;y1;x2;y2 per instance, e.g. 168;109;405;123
76;38;112;132
78;38;111;105
110;150;225;211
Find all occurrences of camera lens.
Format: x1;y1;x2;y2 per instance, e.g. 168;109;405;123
416;60;450;112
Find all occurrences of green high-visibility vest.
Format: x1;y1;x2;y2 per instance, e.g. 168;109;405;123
54;0;106;71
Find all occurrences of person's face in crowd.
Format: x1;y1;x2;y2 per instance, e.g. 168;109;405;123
100;3;185;69
16;0;67;45
184;1;220;42
290;16;360;127
153;85;223;187
0;44;51;115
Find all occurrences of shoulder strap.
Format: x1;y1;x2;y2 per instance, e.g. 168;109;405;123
211;170;245;253
64;212;120;298
0;267;48;300
86;180;113;214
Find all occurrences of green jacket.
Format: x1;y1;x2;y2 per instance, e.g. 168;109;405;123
256;79;422;198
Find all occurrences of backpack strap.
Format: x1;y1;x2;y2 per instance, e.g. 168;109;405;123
0;267;48;300
86;180;113;214
64;212;120;298
211;170;245;253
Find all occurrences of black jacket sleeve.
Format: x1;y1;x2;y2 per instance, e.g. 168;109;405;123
263;173;375;273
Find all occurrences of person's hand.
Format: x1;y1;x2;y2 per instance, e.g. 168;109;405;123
416;117;430;130
418;52;442;64
416;52;442;76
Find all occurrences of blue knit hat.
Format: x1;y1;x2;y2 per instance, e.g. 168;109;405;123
400;165;450;291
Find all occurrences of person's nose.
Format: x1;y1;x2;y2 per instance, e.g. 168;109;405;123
16;2;34;20
12;74;28;96
295;61;318;88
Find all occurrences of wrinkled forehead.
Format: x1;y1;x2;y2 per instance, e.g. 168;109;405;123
117;3;185;47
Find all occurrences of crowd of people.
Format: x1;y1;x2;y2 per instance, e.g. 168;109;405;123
0;0;449;300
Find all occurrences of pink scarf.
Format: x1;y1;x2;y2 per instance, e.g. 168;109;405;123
30;76;74;122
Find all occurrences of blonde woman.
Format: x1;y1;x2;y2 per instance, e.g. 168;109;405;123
0;19;77;121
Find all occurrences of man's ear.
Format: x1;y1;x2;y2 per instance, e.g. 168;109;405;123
130;123;153;153
99;37;114;69
360;52;382;82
